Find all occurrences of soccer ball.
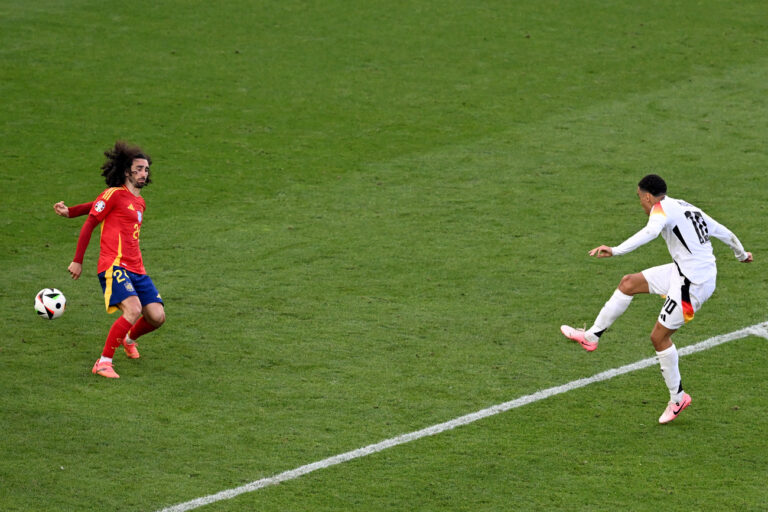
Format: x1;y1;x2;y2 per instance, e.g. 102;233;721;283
35;288;67;319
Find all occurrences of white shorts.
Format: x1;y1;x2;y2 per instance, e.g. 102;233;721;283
642;263;716;330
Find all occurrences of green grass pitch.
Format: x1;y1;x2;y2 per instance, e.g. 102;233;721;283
1;1;767;510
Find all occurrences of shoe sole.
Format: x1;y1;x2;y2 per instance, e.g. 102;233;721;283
93;370;120;378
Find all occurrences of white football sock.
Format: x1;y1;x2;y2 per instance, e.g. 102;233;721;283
99;356;113;363
656;344;684;402
587;289;634;340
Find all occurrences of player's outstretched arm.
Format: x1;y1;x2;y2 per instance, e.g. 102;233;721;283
55;201;93;218
589;245;613;258
702;212;752;262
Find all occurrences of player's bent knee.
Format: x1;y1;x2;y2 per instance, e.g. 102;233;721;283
121;303;143;323
152;311;166;328
650;327;674;352
651;335;669;352
618;274;636;294
618;273;648;295
146;305;166;328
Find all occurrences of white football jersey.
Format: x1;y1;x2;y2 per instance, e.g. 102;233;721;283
612;196;748;284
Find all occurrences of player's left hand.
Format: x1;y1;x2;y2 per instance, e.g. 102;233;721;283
53;201;69;217
589;245;613;258
741;252;753;263
68;262;82;280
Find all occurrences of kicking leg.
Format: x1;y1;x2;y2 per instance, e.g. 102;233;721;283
589;272;648;337
561;272;648;351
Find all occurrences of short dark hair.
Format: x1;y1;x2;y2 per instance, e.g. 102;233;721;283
100;141;152;187
638;174;666;196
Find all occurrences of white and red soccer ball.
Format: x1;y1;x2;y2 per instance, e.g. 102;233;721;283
35;288;67;319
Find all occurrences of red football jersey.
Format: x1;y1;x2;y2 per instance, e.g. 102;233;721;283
89;186;146;274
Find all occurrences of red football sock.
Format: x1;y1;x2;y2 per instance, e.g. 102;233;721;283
101;316;133;358
127;316;157;341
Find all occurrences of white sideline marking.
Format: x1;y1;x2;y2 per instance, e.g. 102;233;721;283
157;321;768;512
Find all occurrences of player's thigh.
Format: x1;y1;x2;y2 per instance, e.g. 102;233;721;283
118;295;143;322
128;272;164;315
133;275;161;302
641;263;676;296
99;266;139;314
618;272;650;294
641;263;684;330
689;280;716;312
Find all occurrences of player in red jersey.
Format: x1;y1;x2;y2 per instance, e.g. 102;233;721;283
54;141;165;378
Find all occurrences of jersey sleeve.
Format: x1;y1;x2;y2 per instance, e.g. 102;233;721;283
67;202;93;218
611;203;666;256
702;212;749;261
89;190;117;222
72;214;100;264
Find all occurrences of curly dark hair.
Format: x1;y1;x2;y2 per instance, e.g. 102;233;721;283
638;174;666;196
101;141;152;187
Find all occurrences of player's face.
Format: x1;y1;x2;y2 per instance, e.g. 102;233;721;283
126;158;149;189
637;187;653;215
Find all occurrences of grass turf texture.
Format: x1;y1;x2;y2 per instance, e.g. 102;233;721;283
1;0;767;510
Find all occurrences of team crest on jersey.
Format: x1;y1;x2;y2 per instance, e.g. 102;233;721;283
95;200;106;212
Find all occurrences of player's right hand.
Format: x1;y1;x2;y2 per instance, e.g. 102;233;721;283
589;245;613;258
68;262;82;280
741;252;753;263
53;201;69;217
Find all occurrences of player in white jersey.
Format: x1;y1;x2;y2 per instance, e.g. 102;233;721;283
560;174;752;424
